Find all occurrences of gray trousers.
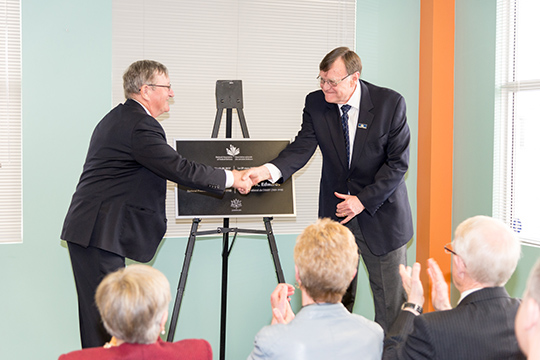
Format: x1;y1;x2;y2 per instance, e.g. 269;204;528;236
343;219;407;333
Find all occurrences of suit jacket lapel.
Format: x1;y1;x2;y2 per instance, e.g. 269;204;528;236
351;80;374;167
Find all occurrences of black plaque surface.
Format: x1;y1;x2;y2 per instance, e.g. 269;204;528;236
175;139;295;218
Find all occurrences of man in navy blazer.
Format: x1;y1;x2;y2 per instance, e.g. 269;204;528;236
384;215;525;359
61;60;251;348
244;47;413;331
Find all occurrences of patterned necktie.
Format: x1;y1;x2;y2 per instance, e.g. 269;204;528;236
341;104;351;167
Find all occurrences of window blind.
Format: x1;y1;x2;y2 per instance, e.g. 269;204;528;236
112;0;356;236
494;0;540;246
0;0;22;244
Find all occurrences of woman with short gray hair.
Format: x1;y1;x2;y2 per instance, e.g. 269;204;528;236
59;265;211;359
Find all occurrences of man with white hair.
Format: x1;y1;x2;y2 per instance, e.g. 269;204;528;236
384;215;525;359
515;259;540;359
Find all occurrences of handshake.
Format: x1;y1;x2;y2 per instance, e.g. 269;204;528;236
231;165;272;195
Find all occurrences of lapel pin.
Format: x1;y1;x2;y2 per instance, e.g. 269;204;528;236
358;123;368;129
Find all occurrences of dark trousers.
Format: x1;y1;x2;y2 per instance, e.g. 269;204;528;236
342;219;407;333
67;242;125;348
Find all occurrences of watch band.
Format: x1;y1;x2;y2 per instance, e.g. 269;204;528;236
401;302;423;314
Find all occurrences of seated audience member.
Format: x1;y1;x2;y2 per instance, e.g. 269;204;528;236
248;218;383;360
383;215;525;360
516;258;540;359
59;264;211;360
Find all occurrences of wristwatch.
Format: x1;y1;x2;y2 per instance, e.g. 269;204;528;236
401;302;423;314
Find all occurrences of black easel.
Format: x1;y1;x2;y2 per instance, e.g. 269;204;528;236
167;81;286;360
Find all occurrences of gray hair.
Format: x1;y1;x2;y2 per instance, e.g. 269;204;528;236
95;264;171;344
453;215;521;286
123;60;168;99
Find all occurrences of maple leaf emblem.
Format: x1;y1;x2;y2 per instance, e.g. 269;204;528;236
230;199;242;209
226;144;240;157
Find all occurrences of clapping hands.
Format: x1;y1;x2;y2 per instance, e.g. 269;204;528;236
270;283;296;325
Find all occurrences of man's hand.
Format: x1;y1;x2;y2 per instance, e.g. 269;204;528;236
334;192;365;224
270;283;295;325
231;169;253;194
399;262;425;311
242;165;272;186
427;258;452;311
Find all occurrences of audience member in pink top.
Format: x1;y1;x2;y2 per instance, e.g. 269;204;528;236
58;264;211;360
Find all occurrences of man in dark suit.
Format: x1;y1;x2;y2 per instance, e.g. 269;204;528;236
61;60;251;348
244;47;413;331
384;215;525;359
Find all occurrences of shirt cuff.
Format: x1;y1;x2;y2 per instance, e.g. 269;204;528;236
224;170;234;188
264;163;282;183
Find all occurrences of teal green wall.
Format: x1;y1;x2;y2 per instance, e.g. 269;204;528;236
7;0;537;359
453;0;540;302
0;0;113;358
454;0;497;227
356;0;421;319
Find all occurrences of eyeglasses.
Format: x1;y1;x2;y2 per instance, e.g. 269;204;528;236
444;242;458;256
317;74;352;87
147;84;172;90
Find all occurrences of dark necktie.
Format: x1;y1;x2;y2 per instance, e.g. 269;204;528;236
341;104;351;167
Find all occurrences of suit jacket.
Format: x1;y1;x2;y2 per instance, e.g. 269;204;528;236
58;338;212;360
383;287;526;360
61;99;226;262
271;80;413;255
248;303;383;360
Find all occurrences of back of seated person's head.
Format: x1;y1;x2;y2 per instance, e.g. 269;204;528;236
516;259;540;357
95;264;171;344
525;259;540;308
294;218;358;303
453;215;521;286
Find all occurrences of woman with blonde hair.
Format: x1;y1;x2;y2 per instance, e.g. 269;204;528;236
248;218;383;359
59;264;211;359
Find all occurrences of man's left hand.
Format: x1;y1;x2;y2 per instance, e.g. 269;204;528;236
427;258;452;311
334;192;365;224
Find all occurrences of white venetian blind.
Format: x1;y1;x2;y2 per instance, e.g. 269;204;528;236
0;0;22;244
494;0;540;246
112;0;356;236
